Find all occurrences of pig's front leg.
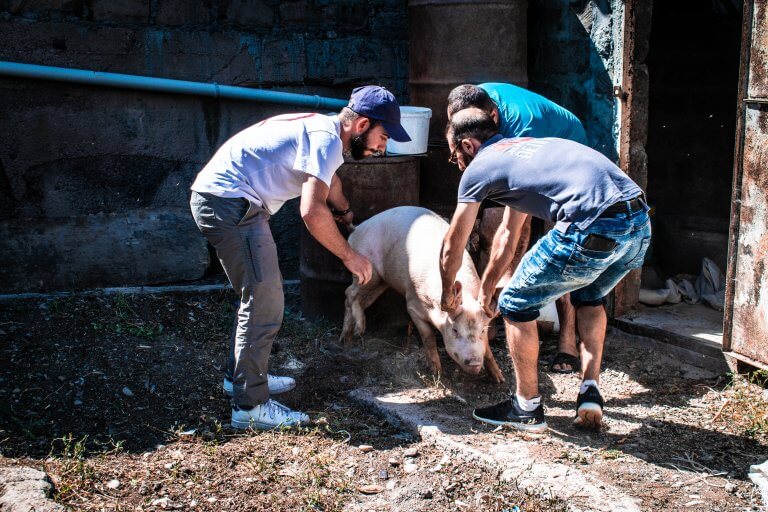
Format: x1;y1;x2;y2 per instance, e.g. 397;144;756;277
483;342;506;383
407;307;442;374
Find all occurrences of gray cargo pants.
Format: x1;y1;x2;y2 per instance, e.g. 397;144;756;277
190;191;284;408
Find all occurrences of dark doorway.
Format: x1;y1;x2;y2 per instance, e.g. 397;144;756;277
646;0;742;276
631;0;742;349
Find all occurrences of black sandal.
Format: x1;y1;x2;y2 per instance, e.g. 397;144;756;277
549;352;580;374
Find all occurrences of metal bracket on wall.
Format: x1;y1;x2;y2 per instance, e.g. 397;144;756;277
743;98;768;104
613;85;628;101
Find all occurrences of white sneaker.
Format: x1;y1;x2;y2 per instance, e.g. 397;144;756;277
231;400;309;430
222;374;296;396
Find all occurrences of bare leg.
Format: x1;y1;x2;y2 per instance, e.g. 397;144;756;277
503;318;540;399
552;294;579;371
575;304;607;383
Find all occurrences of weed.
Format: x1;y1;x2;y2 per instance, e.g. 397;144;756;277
715;372;768;439
49;433;96;501
113;293;135;319
47;295;78;316
417;370;446;391
750;369;768;387
600;449;624;460
558;450;588;464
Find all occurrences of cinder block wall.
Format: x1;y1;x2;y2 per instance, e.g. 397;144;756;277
0;0;408;293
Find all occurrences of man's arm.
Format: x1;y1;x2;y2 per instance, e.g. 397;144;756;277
478;206;527;315
300;176;372;284
440;202;481;312
326;174;354;226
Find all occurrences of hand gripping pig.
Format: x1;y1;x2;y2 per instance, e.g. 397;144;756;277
340;206;505;383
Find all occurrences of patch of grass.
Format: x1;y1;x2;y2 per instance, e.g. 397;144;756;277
87;294;165;339
91;319;164;339
48;434;95;501
47;295;79;316
474;477;568;512
714;371;768;439
558;450;589;465
113;292;135;318
600;449;624;460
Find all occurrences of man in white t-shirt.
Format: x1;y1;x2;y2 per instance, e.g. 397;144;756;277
190;86;410;430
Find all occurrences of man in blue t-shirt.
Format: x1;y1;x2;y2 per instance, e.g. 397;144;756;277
448;83;587;144
447;83;587;374
439;108;650;432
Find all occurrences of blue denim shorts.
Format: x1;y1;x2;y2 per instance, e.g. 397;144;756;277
497;205;652;322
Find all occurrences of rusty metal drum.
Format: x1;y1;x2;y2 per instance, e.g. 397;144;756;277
408;0;528;209
300;156;420;321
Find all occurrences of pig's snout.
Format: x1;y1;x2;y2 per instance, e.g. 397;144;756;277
458;354;484;374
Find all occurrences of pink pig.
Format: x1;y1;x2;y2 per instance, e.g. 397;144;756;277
340;206;504;383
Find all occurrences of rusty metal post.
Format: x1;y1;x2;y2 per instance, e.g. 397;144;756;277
612;0;653;318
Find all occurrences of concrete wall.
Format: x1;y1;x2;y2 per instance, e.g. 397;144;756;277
528;0;624;160
0;0;408;293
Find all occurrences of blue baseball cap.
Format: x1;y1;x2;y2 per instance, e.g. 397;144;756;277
346;86;411;142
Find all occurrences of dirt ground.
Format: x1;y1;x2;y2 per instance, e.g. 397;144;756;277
0;285;766;511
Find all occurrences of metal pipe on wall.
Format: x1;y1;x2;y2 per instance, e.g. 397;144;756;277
0;60;349;110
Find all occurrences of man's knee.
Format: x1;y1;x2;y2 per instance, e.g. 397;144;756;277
570;295;607;308
500;307;540;323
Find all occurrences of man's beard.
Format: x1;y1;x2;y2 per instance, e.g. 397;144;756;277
347;128;379;160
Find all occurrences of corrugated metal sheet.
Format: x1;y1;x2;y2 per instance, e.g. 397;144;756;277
725;0;768;367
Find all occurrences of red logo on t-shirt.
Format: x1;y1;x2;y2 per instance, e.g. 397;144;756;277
490;137;534;151
255;113;317;127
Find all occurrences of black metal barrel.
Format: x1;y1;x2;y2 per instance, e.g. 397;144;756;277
408;0;528;210
300;156;420;321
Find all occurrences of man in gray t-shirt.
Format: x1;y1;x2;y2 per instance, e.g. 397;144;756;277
457;136;643;231
440;108;651;432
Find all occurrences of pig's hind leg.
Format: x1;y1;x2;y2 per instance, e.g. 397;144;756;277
340;272;388;345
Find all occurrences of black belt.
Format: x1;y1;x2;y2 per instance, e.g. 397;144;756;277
600;196;645;217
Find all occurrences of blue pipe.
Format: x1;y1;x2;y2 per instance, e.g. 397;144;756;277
0;60;349;110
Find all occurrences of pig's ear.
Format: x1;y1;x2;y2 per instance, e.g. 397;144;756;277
445;281;464;319
452;281;463;308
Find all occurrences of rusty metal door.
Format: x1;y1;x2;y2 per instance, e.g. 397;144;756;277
723;0;768;368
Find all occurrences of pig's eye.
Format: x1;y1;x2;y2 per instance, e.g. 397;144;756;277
452;328;459;336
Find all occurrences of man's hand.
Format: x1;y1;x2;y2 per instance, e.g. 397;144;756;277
333;210;354;227
441;281;464;316
328;175;354;228
301;176;364;273
477;286;497;318
440;202;481;310
342;251;372;285
441;287;459;313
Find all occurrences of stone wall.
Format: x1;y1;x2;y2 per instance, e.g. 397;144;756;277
0;0;408;293
528;0;624;160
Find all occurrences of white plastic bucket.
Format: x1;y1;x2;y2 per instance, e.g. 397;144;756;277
386;106;432;155
537;302;560;332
